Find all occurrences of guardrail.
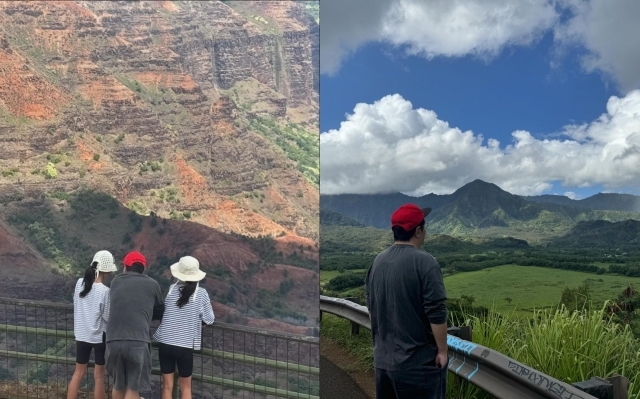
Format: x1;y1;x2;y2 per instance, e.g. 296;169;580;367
320;295;628;399
0;296;320;399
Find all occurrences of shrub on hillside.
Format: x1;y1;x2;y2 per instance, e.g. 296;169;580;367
326;273;366;292
68;190;119;219
44;162;57;179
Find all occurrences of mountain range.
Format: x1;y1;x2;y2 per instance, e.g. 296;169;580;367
0;1;319;240
321;180;640;242
523;193;640;212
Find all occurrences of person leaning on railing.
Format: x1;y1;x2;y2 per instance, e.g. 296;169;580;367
105;251;165;399
364;204;448;399
153;256;215;399
67;250;117;399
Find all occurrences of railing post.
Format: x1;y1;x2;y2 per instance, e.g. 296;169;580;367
608;374;629;399
459;325;472;342
350;320;359;336
573;377;613;399
573;374;628;399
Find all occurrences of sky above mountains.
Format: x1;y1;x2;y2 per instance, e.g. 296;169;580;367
319;0;640;199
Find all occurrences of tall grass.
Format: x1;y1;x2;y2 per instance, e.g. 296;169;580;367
322;304;640;399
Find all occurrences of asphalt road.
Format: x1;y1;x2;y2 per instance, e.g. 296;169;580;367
320;355;370;399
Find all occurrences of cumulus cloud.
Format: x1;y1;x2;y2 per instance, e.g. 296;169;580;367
320;0;394;75
321;0;557;76
321;0;640;92
564;191;578;200
319;91;640;196
554;0;640;93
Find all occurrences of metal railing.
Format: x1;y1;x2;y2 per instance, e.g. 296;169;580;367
0;297;319;399
320;295;629;399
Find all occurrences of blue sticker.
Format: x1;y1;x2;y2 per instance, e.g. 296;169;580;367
447;335;478;356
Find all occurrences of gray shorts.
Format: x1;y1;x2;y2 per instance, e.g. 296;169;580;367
105;341;152;392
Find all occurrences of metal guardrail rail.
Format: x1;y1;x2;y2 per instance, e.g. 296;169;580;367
320;295;602;399
0;296;320;399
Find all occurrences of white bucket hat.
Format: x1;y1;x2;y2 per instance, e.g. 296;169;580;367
170;256;206;282
92;250;118;273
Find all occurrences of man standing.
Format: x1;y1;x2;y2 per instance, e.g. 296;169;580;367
106;251;165;399
365;204;448;399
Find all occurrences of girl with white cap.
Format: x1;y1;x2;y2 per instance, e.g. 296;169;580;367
67;250;117;399
153;256;215;399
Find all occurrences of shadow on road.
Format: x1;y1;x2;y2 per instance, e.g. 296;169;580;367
320;356;370;399
319;336;374;398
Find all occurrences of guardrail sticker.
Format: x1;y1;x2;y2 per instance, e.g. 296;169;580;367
447;336;477;355
508;361;586;399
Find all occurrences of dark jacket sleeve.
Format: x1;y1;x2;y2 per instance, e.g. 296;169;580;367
364;263;373;311
152;282;165;321
422;257;448;324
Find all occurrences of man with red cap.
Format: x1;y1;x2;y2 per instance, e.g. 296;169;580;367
105;251;165;399
364;204;448;399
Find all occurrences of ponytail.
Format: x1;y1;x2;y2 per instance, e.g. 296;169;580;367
176;281;198;308
79;261;98;298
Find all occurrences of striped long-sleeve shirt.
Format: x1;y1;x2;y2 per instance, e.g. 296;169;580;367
73;278;110;344
153;283;215;350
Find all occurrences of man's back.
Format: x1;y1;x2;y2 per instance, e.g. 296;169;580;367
365;244;447;371
106;272;163;343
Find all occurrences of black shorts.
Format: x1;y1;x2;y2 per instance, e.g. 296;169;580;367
76;334;106;366
158;343;193;378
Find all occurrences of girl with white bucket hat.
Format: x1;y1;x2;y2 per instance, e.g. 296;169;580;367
153;256;215;399
68;250;117;399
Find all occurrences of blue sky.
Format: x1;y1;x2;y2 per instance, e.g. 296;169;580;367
319;0;640;198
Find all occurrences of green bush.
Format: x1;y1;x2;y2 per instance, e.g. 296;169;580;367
326;272;366;292
68;189;119;219
1;168;19;177
44;162;57;179
49;191;70;201
93;153;100;161
279;279;294;295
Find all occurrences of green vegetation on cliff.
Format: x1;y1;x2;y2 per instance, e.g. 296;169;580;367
249;116;319;187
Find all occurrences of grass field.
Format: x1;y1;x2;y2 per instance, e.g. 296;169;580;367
320;264;640;315
444;264;640;315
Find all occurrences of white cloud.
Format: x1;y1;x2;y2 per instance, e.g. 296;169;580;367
554;0;640;93
382;0;558;59
319;0;393;75
321;0;557;76
321;0;640;93
564;191;578;199
320;90;640;196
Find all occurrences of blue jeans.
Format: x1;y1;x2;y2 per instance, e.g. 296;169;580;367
375;361;447;399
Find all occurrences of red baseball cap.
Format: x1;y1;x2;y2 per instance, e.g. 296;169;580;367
391;204;432;231
123;251;147;268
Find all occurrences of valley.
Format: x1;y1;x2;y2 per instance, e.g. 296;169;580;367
0;0;319;334
320;180;640;333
